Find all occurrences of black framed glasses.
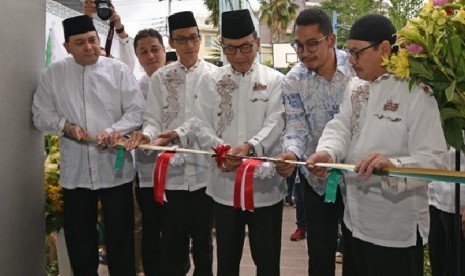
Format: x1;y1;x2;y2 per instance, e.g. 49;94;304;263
291;35;328;54
172;35;200;45
344;43;380;60
222;39;256;55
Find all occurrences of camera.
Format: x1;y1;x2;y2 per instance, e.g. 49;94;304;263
96;0;112;21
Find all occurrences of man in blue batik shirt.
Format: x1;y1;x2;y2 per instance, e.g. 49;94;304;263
275;8;354;276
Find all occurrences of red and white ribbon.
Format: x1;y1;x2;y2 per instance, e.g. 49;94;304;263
153;151;175;205
234;159;264;211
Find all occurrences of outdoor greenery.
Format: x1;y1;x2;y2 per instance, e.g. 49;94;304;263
382;0;465;149
259;0;299;42
389;0;425;28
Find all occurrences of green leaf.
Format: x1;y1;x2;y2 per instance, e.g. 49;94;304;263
445;80;457;102
440;107;464;121
409;58;434;80
442;117;465;150
46;172;59;179
450;34;463;58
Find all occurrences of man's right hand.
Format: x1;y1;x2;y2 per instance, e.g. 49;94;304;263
275;151;298;177
306;151;333;179
63;122;86;141
125;131;150;150
155;131;179;147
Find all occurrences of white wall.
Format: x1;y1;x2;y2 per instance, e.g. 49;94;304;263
0;0;46;274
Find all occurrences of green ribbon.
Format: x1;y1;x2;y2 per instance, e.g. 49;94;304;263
325;169;344;203
114;147;126;171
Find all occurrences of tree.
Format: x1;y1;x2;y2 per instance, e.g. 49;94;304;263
204;0;220;28
320;0;381;48
259;0;300;43
388;0;424;29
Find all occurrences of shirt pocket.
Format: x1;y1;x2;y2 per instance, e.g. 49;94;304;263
249;90;269;103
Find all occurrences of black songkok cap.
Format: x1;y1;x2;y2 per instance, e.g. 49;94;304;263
348;14;396;45
166;51;178;62
168;11;198;34
222;9;255;39
62;15;96;42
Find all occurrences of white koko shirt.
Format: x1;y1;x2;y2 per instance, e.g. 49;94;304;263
142;59;216;190
317;74;447;247
33;56;145;190
193;62;286;207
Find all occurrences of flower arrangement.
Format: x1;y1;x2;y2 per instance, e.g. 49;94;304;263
44;135;63;235
382;0;465;149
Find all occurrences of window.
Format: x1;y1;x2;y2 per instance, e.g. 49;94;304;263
204;34;215;48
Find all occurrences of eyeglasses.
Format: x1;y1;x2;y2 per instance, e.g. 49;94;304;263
344;43;379;60
172;35;200;45
291;35;328;54
222;39;256;55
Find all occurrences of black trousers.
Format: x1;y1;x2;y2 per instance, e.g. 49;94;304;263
300;175;343;276
63;182;135;276
134;180;162;276
342;222;423;276
214;201;283;276
429;205;465;276
160;187;214;276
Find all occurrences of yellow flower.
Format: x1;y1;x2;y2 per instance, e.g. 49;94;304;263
51;152;60;163
451;8;465;24
432;9;448;25
46;163;59;173
383;49;410;79
420;1;434;16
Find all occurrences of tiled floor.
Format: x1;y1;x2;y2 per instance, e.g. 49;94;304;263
98;205;343;275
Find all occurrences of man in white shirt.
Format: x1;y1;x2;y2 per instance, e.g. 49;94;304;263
275;8;353;276
193;9;285;276
32;15;144;275
307;14;447;276
131;28;166;276
127;11;216;275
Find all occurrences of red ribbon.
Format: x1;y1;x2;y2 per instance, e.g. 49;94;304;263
153;151;175;205
234;159;264;211
213;144;231;168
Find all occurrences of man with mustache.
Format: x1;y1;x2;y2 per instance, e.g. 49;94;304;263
276;8;354;276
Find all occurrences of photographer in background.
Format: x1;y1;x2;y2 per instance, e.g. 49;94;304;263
84;0;136;71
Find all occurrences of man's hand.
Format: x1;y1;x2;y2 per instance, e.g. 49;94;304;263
109;8;124;31
222;143;248;172
275;151;297;177
63;122;86;141
306;151;333;179
125;131;150;150
96;130;122;148
355;152;394;180
154;131;179;146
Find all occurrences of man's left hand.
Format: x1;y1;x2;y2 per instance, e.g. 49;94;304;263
96;130;122;149
355;152;394;180
223;143;248;172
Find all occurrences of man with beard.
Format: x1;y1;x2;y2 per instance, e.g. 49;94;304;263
275;8;354;276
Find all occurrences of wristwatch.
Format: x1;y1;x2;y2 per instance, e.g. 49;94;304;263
246;142;256;157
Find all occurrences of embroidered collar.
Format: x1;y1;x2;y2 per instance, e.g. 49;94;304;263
231;62;256;76
178;59;201;73
372;73;392;84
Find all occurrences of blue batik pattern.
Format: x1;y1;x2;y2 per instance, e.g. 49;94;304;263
282;49;354;195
